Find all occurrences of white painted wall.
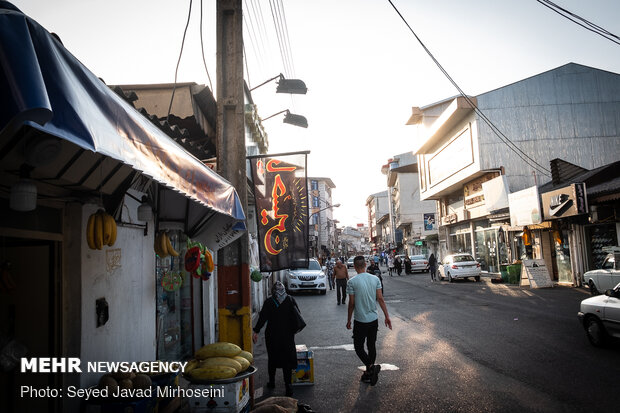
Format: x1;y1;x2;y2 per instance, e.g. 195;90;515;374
79;203;156;387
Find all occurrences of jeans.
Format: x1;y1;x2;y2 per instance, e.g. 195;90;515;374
353;319;378;368
336;278;347;303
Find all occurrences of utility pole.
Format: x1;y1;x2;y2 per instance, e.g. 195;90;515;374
215;0;251;351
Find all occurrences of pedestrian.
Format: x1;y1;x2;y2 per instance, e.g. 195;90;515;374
388;255;394;276
429;253;438;282
346;256;392;385
252;281;299;397
366;260;384;294
394;256;402;276
326;258;335;290
373;254;379;266
333;259;349;305
404;256;412;274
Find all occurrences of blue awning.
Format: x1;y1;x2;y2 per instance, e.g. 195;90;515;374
0;2;245;248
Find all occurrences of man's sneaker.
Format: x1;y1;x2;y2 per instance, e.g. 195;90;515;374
360;371;371;383
370;364;381;386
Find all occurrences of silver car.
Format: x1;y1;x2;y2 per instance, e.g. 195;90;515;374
438;253;481;282
283;259;327;295
409;255;429;273
583;252;620;295
578;282;620;346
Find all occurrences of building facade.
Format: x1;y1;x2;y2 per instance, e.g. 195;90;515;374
381;152;439;257
409;63;620;281
308;177;337;263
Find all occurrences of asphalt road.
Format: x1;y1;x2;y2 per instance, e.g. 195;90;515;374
252;266;620;413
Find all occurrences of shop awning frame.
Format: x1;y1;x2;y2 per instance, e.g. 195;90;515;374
0;3;245;248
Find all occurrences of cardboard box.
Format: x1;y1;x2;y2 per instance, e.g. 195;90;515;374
292;344;314;385
187;378;250;413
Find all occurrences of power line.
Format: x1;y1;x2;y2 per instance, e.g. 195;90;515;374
386;0;551;176
269;0;292;77
536;0;620;46
167;0;193;122
275;0;296;77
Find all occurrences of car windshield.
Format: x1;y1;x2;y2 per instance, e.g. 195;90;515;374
411;255;426;260
306;260;321;270
453;255;475;263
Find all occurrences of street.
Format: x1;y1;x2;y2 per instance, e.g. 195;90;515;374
252;266;620;413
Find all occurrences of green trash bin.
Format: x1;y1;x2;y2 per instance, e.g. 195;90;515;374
500;264;509;282
507;264;522;284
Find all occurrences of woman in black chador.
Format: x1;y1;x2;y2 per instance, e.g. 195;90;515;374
252;281;298;396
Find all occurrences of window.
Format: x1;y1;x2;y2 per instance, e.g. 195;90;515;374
311;180;318;191
313;196;319;207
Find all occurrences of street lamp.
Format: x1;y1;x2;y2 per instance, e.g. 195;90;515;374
309;204;340;217
250;73;308;94
262;109;308;128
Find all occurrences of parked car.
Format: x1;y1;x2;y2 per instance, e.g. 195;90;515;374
346;257;355;268
438;253;481;282
578;282;620;346
409;255;429;272
283;259;327;295
583;251;620;295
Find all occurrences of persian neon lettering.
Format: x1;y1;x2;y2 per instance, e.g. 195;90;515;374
263;174;289;255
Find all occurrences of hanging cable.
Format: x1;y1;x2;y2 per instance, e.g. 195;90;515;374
199;0;213;91
269;0;292;77
387;0;551;176
275;0;296;77
167;0;193;122
536;0;620;46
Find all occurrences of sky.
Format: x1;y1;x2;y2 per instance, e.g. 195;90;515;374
11;0;620;227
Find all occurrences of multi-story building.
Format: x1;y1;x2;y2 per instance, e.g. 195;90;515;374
366;191;389;252
408;63;620;282
308;177;337;262
381;152;439;257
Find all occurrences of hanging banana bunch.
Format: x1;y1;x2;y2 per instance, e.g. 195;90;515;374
154;231;179;258
86;209;117;250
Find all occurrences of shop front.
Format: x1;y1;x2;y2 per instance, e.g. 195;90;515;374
0;6;246;411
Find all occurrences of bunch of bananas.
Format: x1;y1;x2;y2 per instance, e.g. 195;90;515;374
154;231;179;258
87;210;117;250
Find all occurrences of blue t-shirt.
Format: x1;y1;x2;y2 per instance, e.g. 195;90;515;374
346;272;382;323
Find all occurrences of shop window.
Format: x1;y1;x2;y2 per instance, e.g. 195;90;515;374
586;224;617;270
449;232;472;255
156;231;193;361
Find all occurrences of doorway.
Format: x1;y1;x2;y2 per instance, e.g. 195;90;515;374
0;237;60;412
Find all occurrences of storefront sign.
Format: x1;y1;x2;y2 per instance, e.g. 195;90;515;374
541;183;588;220
520;259;553;288
429;127;474;187
508;186;542;227
424;213;436;230
483;175;510;212
463;172;500;209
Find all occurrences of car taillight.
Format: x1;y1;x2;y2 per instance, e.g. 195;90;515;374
424;261;428;265
451;264;458;269
476;263;481;268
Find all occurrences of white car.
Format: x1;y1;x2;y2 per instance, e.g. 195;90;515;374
409;255;429;273
583;252;620;295
346;257;355;268
438;254;481;282
283;259;327;295
578;282;620;346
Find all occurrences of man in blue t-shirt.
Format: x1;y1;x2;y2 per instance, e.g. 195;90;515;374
346;256;392;385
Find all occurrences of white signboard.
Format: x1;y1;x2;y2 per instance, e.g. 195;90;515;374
508;186;542;227
483;175;510;213
520;259;553;288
